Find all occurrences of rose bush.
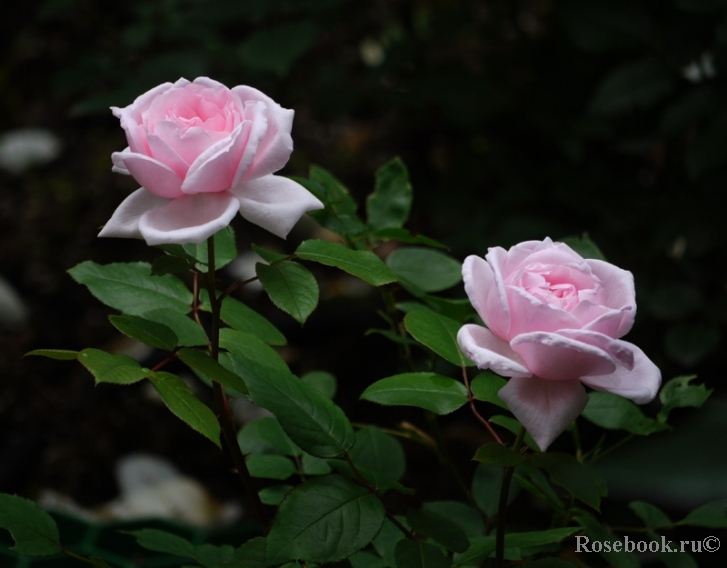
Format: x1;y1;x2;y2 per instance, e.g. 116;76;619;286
457;238;661;450
99;77;323;245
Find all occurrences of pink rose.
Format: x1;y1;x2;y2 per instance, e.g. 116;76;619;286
99;77;323;245
457;238;661;450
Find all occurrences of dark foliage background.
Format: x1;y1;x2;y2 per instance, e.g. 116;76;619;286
1;0;726;546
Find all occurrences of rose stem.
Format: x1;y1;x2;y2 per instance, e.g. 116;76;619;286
206;236;271;532
495;426;526;568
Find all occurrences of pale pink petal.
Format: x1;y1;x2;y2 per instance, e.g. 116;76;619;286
510;331;617;381
117;152;184;198
231;85;294;179
506;286;582;337
112;82;176;154
138;192;240;246
482;248;513;339
231;175;323;239
98;188;169;240
112;149;131;175
555;329;634;370
154;121;215;165
501;238;551;273
182;121;252;194
586;259;636;337
147;134;190;179
231;101;268;187
462;255;510;339
457;324;531;378
580;343;661;404
583;308;634;338
192;77;227;90
499;377;588;451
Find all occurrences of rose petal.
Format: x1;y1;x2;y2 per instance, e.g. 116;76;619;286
112;81;176;154
182;121;252;195
147;134;190;179
555;329;634;369
116;151;184;198
506;285;582;337
456;324;531;378
231;101;268;187
499;377;588;451
482;247;513;339
510;331;618;381
231;85;294;180
138;192;240;246
98;188;169;240
462;255;510;339
580;342;661;404
112;149;131;175
231;175;323;239
586;259;636;337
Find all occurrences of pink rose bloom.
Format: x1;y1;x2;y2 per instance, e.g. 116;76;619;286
99;77;323;246
457;238;661;451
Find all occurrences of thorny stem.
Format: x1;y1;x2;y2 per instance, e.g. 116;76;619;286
343;452;415;540
206;237;271;533
461;366;504;446
495;426;526;568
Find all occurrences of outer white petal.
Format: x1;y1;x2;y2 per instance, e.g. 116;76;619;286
117;151;184;199
499;377;589;451
231;175;323;239
99;188;170;240
457;324;531;378
138;192;240;246
580;342;661;404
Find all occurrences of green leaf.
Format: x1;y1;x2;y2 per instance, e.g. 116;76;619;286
328;459;414;496
0;494;62;556
182;226;237;270
472;463;519;516
419;295;477;322
177;348;248;395
530;453;607;510
422;501;485;539
246;455;297;480
560;234;606;261
366;157;413;231
296;240;397;286
302;453;332;476
24;349;79;360
658;375;712;421
474;443;527;467
68;261;192;315
237;416;301;456
394;540;450;568
266;475;385;565
243;362;355;458
220;329;290;374
238;21;317;76
109;314;178;351
582;391;666;435
292;167;366;240
148;371;221;447
78;348;150;385
252;244;290;263
646;530;698;568
349;426;406;483
218;295;287;346
469;372;508;409
259;485;294;506
386;248;462;292
141;308;209;347
219;537;266;568
370;228;448;250
257;261;319;324
456;528;580;566
406;509;469;552
629;501;672;529
301;371;337;399
360;373;468;415
350;551;387;568
514;465;564;512
576;511;639;568
126;528;234;567
588;58;674;116
403;310;472;366
151;255;193;276
680;498;727;528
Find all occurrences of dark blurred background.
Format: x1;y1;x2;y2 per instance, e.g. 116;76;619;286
1;0;726;535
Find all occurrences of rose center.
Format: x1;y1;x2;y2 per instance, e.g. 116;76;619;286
514;263;601;311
